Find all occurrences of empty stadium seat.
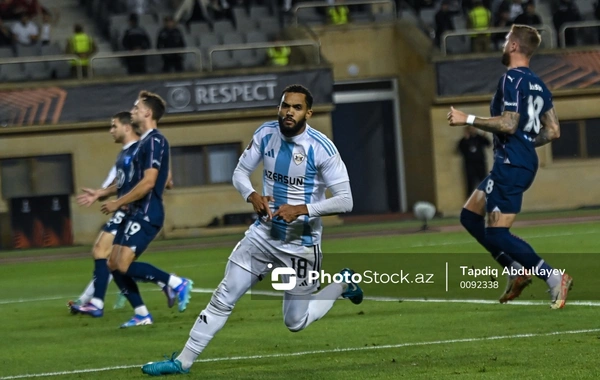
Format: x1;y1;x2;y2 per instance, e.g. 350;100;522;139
222;32;245;45
257;18;280;38
211;50;238;70
0;63;27;81
250;5;270;19
246;31;268;43
213;20;235;34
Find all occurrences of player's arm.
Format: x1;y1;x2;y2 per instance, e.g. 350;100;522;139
108;168;158;211
535;108;560;147
165;169;174;190
232;136;272;219
273;154;353;223
101;138;165;214
77;183;117;207
448;107;520;134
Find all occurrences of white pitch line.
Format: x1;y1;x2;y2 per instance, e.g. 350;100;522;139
2;288;600;307
1;328;599;379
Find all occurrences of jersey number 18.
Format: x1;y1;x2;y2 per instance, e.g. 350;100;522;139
523;95;544;134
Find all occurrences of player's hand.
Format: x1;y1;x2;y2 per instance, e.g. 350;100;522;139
76;188;99;207
100;201;120;215
248;192;274;221
447;106;468;126
273;204;307;223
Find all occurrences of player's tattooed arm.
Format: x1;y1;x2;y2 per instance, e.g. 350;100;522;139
535;108;560;147
447;107;519;134
472;111;520;134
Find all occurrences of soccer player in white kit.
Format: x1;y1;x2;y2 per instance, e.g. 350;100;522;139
142;84;362;376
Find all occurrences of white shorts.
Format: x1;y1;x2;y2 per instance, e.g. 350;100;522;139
228;227;323;296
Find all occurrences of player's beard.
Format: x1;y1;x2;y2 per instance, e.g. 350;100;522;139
278;116;306;137
501;51;510;67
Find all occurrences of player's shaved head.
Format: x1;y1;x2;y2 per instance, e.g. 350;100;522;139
509;24;541;58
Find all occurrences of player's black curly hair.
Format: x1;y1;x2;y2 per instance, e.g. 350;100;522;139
282;84;313;110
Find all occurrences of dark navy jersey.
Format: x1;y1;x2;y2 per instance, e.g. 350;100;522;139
489;67;553;172
115;141;139;198
130;129;170;227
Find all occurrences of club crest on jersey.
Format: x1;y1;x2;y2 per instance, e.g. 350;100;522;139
293;153;305;165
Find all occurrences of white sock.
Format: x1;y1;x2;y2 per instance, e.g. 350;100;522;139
546;272;561;288
90;297;104;309
508;260;523;279
178;309;229;369
79;279;95;304
79;274;112;304
168;275;183;290
134;305;150;316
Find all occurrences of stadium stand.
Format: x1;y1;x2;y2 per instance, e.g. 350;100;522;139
13;0;600;80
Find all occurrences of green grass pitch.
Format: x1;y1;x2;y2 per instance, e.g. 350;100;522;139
0;219;599;379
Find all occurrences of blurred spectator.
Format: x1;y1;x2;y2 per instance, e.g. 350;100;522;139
458;126;490;198
12;0;44;17
507;0;524;21
66;24;97;78
328;0;349;25
11;12;38;45
157;15;185;72
492;9;512;49
126;0;157;15
39;11;52;45
513;2;541;25
0;17;12;46
207;0;233;21
0;0;15;20
0;0;19;20
434;0;458;48
267;40;290;66
468;0;492;53
553;0;581;47
175;0;211;25
282;0;292;12
122;13;151;74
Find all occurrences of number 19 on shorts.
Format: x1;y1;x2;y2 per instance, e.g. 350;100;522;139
124;221;141;237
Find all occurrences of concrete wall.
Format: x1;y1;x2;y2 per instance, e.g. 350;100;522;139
0;110;333;243
431;96;600;216
311;21;438;208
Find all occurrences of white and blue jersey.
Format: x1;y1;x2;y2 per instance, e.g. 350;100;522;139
238;121;350;247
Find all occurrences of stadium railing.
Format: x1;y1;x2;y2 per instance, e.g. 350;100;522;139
88;47;203;78
440;25;556;56
206;40;321;71
558;21;600;48
0;54;83;79
292;0;397;27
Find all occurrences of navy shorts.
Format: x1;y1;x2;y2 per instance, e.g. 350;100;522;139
113;214;161;257
102;210;127;235
477;162;536;214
